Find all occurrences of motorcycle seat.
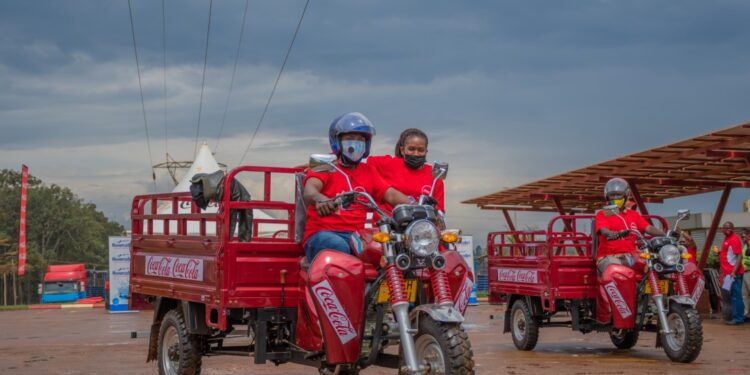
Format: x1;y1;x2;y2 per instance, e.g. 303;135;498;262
299;255;378;281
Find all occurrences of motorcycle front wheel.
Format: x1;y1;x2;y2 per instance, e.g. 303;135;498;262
401;316;474;375
662;304;703;363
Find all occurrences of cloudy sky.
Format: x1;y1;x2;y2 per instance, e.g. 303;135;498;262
2;1;750;243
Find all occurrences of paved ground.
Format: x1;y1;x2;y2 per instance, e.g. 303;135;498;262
1;304;748;375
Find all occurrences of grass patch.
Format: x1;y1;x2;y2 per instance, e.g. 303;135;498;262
0;305;28;311
476;291;488;298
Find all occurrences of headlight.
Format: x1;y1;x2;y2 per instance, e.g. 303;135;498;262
658;244;681;266
405;219;440;257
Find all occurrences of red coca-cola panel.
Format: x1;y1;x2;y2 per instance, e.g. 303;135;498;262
307;250;365;364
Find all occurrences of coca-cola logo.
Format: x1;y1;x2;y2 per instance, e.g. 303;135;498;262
454;278;473;314
312;280;357;344
497;268;538;284
691;277;704;307
604;281;632;318
145;256;204;281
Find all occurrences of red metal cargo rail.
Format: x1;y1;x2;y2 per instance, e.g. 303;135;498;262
130;166;304;330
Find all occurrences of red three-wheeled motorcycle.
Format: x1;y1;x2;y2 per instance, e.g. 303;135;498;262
130;156;475;375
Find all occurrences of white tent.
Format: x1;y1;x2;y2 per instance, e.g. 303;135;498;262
153;143;287;238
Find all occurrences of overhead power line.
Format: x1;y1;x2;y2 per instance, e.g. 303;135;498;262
214;0;250;156
127;0;157;191
238;0;311;167
194;0;214;158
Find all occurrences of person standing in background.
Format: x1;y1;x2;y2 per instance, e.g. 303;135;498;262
741;228;750;319
719;222;745;325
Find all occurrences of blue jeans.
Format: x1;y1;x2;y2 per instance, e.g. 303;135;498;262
731;274;746;323
305;231;352;262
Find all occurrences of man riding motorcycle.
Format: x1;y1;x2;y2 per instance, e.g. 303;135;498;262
303;112;410;261
595;177;666;328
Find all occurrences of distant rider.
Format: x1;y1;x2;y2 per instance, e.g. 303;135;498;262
303;112;410;262
595;178;665;328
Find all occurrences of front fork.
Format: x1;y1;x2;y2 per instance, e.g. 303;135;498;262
647;270;672;335
382;229;422;375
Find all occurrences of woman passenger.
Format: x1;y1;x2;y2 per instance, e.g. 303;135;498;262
366;128;445;213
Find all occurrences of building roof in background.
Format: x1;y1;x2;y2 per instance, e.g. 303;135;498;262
464;122;750;212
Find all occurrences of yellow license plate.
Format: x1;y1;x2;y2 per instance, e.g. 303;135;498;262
377;279;418;303
644;280;670;295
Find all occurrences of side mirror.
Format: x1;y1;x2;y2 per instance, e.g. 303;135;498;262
309;154;337;172
677;209;690;220
432;161;449;180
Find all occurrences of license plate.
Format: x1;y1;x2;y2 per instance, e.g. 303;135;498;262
377;279;418;303
644;280;670;295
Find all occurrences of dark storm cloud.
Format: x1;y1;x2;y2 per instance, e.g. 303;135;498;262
1;0;750;232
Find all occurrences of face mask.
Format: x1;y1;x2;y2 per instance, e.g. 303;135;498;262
341;140;366;163
404;154;426;169
610;198;626;210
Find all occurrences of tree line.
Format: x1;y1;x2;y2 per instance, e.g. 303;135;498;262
0;169;124;305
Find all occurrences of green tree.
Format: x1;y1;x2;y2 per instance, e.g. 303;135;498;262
0;169;124;304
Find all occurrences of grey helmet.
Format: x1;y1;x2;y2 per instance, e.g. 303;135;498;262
604;177;630;200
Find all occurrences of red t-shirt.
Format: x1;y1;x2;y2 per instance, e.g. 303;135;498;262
303;162;391;243
595;209;650;258
720;232;745;276
365;155;445;212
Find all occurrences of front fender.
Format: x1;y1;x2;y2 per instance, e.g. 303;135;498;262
409;304;464;324
669;295;696;306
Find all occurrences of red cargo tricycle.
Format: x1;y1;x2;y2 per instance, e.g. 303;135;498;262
130;156;474;375
488;211;704;363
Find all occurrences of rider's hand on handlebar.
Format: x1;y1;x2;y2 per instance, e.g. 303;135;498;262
604;231;620;241
617;230;631;239
315;198;338;217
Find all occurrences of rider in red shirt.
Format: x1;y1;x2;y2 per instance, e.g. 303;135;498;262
366;128;445;213
303;113;409;261
595;178;665;328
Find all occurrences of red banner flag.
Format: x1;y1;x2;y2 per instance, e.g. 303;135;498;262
18;164;28;276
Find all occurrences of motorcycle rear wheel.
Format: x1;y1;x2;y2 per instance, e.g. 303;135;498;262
609;329;639;349
400;316;474;375
662;304;703;363
510;299;539;351
157;309;203;375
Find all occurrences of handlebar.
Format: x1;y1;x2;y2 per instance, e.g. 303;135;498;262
323;191;390;219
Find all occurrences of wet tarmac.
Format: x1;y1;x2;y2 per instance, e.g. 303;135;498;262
1;304;748;374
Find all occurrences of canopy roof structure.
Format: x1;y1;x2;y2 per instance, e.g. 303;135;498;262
464;122;750;213
464;121;750;269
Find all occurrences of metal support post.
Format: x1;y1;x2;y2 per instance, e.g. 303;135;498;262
627;180;653;225
699;185;732;270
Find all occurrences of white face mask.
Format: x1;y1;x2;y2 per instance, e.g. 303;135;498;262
341;140;366;162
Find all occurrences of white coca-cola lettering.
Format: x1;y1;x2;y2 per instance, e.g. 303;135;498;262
145;256;204;281
691;277;704;307
454;278;473;314
496;268;538;284
312;280;357;344
604;281;632;318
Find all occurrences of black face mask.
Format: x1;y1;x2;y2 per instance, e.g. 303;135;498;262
404;154;426;169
